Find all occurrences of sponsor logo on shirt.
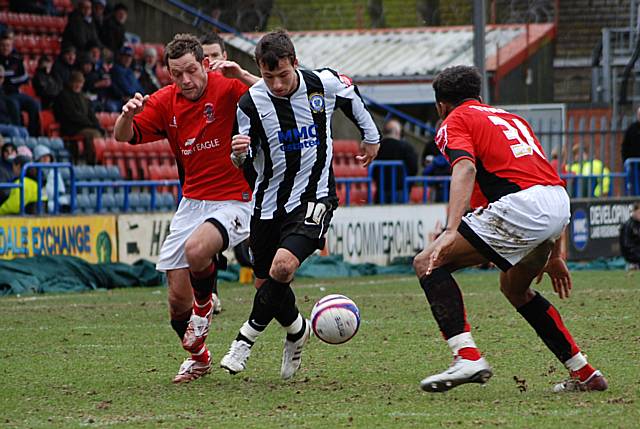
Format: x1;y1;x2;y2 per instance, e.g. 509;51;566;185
181;137;221;155
277;124;320;152
203;103;215;124
308;92;325;114
338;74;353;87
435;124;448;151
170;116;177;128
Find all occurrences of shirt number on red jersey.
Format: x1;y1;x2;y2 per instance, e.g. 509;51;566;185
487;116;546;160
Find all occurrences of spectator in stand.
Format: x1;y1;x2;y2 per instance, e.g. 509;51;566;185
373;118;418;203
52;46;77;89
0;65;21;126
93;0;108;39
1;140;16;175
53;71;104;161
0;35;41;137
568;143;611;197
622;107;640;163
620;202;640;271
100;3;128;54
0;154;48;215
33;144;70;213
33;56;63;109
138;47;162;95
111;46;144;102
422;141;451;202
200;32;228;64
62;0;102;53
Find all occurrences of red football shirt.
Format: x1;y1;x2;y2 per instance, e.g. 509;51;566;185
435;100;563;208
131;71;251;202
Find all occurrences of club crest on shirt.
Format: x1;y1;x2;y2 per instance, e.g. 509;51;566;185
203;103;215;123
308;92;325;114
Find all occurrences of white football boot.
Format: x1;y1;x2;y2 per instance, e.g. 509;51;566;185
220;340;252;375
172;354;212;384
212;293;222;315
420;356;493;392
281;320;311;380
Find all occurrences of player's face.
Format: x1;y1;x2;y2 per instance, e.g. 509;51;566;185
168;53;208;101
260;58;298;97
202;43;227;64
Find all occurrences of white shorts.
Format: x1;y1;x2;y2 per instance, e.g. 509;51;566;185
156;198;251;272
458;185;570;271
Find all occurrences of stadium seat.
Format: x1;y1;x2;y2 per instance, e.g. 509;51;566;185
128;193;141;212
138;192;151;212
75;194;92;213
94;165;109;181
26;136;38;151
333;139;360;157
106;165;121;181
100;193;116;213
410;185;428;203
40;110;60;136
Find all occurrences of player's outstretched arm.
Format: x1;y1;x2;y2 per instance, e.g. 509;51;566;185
114;92;149;142
210;60;259;87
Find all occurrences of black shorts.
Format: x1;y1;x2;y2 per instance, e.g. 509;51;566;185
250;197;337;279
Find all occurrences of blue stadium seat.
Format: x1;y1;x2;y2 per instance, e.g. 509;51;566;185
26;137;39;151
48;137;65;151
101;193;116;213
12;137;26;148
138;192;151;212
128;193;141;212
75;194;92;213
107;165;122;180
94;165;109;181
160;192;176;211
37;136;51;147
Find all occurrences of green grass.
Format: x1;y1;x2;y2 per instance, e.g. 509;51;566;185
1;271;638;428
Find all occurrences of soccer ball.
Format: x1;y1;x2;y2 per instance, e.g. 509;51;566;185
310;294;360;344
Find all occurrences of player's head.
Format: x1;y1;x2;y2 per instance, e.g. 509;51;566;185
255;30;298;97
199;33;227;63
633;202;640;220
165;33;208;101
432;65;482;119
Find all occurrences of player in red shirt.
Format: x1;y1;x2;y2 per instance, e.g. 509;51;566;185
114;34;258;383
413;66;607;393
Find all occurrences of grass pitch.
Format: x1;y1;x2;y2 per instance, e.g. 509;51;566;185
0;270;638;428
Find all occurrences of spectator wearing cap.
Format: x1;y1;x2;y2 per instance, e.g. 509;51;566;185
0;35;41;136
62;0;102;53
33;56;63;109
93;0;108;38
34;144;70;213
52;46;77;89
0;153;48;215
138;47;162;95
111;46;144;102
53;71;104;162
100;3;128;54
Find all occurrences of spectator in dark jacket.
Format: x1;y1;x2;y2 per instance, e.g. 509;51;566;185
622;107;640;163
51;46;77;90
620;202;640;270
93;0;108;38
111;45;143;102
62;0;102;53
1;140;16;175
100;3;128;53
33;56;63;109
373;118;418;203
0;65;20;126
0;35;41;136
138;47;162;94
53;71;103;161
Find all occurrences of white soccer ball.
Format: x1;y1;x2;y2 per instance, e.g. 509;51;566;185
310;294;360;344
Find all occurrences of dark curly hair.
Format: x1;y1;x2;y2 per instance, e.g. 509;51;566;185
199;32;226;53
255;30;296;71
164;33;204;66
432;65;482;105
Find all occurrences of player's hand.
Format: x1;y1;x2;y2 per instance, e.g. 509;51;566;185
426;229;456;275
121;93;148;118
356;142;379;168
535;257;572;299
231;134;251;157
210;60;244;78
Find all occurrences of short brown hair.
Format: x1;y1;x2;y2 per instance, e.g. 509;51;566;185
255;30;295;70
199;33;226;53
164;33;204;66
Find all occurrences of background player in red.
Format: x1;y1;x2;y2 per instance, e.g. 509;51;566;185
413;65;608;393
114;33;258;383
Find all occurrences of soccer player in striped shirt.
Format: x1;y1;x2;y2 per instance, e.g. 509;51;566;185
220;30;380;379
413;65;607;393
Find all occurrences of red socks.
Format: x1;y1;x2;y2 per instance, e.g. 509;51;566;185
457;347;482;361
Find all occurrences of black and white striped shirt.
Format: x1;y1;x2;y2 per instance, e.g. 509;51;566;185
237;68;379;219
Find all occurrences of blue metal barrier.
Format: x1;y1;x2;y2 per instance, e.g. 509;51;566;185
334;177;372;206
560;172;627;198
404;176;451;203
368;160;407;204
624;158;640;195
20;162;74;215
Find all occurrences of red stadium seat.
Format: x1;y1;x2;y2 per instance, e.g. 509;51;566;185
410;185;429;204
92;137;106;163
40;109;60;136
333;139;360;157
